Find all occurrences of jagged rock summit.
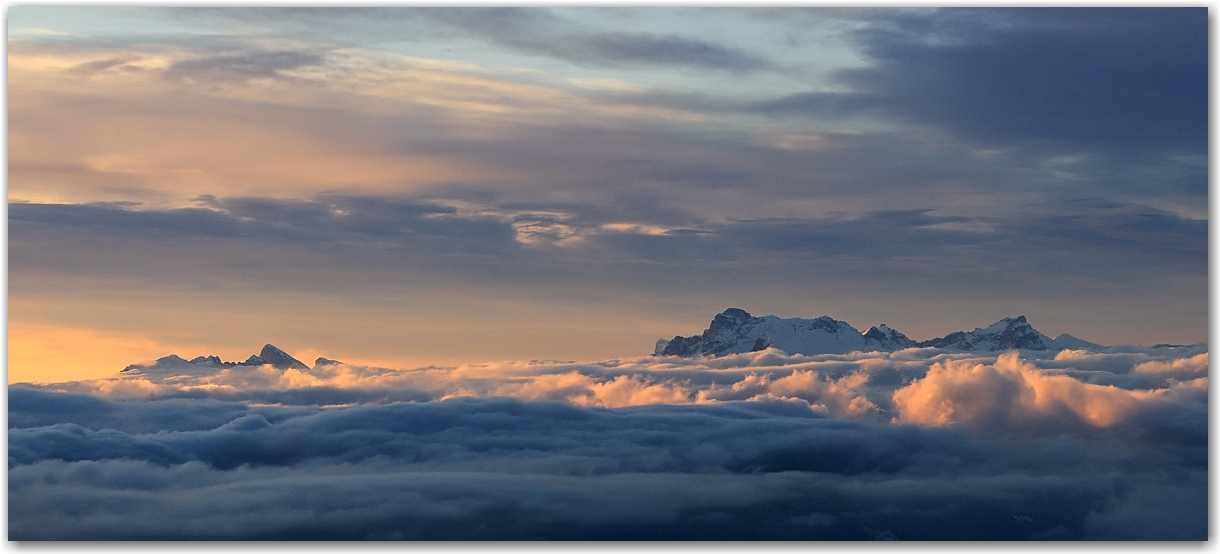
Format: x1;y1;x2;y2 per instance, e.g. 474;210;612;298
920;316;1045;351
122;343;316;373
654;309;1103;357
257;344;309;370
656;308;895;357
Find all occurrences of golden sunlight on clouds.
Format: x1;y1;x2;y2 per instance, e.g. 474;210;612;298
1132;352;1208;380
566;77;650;93
8;321;179;383
9;89;474;203
891;351;1196;430
8;42;706;204
304;48;703;126
29;344;1208;434
763;132;837;152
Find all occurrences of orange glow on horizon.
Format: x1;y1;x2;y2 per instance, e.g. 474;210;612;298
8;322;179;384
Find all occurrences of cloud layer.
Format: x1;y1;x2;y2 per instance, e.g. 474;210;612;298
12;346;1206;539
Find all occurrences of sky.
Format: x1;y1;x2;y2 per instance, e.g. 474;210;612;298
7;8;1208;381
5;7;1210;541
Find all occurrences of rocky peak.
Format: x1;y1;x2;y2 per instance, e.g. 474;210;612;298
863;324;917;349
706;308;754;335
258;344;309;370
659;308;868;357
919;316;1054;351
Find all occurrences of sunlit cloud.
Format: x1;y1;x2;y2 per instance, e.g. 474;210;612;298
566;77;649;93
1132;352;1208;380
25;346;1202;437
9;39;712;206
11;342;1207;539
891;351;1203;431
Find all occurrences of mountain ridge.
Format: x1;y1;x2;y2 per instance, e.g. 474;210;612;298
655;308;1105;357
122;343;319;374
116;311;1114;375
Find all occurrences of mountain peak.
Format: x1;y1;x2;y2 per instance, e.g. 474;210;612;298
711;308;753;327
659;309;868;357
863;324;917;349
258;344;309;370
921;316;1053;351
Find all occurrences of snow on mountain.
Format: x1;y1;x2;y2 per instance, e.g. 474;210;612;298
918;316;1056;351
863;324;918;350
658;308;868;357
656;310;1104;357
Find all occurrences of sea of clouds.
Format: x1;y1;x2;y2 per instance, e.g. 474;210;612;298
10;345;1208;539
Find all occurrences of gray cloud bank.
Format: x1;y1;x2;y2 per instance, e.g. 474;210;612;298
11;193;1205;286
11;346;1207;540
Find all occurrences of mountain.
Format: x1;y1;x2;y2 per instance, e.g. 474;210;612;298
657;308;869;357
1050;333;1105;350
863;324;918;350
655;309;1104;357
122;343;311;373
917;316;1054;351
257;344;309;370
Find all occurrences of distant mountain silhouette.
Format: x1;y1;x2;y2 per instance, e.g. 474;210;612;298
654;309;1104;357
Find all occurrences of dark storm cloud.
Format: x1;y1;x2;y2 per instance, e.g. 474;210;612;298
766;8;1207;152
9;393;1207;540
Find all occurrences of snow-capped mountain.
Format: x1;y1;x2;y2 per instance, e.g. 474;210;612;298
917;315;1054;351
122;343;312;374
863;324;918;350
655;309;1104;357
656;308;870;357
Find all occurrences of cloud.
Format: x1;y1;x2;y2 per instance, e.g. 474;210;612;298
162;50;325;82
532;32;769;72
28;346;1205;436
1132;352;1208;381
11;344;1207;539
10;378;1207;539
891;351;1207;434
12;195;1204;276
423;8;770;73
771;9;1206;153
